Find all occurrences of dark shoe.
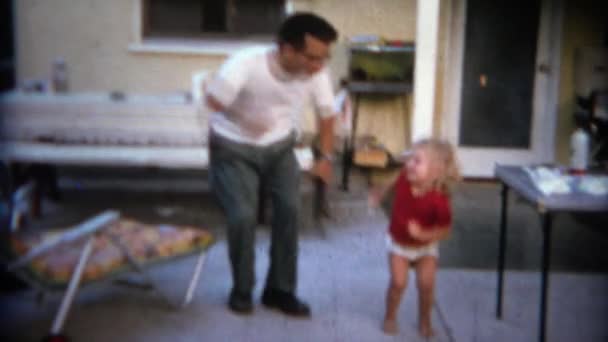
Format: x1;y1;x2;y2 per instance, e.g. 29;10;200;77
261;288;311;318
228;290;253;314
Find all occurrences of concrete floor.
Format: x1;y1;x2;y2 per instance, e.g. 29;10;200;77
1;167;607;341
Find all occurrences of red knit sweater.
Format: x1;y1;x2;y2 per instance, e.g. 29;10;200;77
388;172;452;247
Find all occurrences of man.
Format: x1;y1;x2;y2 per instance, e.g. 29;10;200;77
206;13;338;317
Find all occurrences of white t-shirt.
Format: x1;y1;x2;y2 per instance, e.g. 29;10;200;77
207;46;335;146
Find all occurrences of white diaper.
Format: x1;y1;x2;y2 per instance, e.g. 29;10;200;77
386;235;439;261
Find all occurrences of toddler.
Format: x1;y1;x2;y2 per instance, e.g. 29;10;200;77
369;139;460;337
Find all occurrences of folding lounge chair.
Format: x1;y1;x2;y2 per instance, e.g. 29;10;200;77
2;185;214;341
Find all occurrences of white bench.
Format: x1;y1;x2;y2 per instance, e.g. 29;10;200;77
1;142;209;169
0;91;320;224
0;92;314;169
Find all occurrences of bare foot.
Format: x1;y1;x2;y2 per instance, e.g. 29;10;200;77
419;322;436;339
382;319;398;335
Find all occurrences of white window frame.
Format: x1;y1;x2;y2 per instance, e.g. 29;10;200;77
129;0;296;56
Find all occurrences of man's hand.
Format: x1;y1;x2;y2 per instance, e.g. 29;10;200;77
314;116;335;184
311;158;333;184
206;94;224;112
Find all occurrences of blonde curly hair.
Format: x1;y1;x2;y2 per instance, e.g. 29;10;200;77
411;138;461;193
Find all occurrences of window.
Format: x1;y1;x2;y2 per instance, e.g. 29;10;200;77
143;0;287;39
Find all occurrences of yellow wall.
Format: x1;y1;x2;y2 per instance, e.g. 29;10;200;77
556;0;607;163
16;0;416;93
15;0;417;152
18;0;604;161
15;0;227;93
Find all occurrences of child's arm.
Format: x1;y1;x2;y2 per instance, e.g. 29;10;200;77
367;185;387;208
433;226;451;241
408;221;451;243
409;193;452;243
368;171;402;208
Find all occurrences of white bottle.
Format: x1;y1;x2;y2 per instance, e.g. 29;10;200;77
51;58;68;93
570;127;590;172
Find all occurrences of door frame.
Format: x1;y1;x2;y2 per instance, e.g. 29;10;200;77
441;0;564;177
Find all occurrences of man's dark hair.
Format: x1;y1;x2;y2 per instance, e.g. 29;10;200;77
278;13;338;50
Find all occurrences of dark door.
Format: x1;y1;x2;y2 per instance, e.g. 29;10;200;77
459;0;541;148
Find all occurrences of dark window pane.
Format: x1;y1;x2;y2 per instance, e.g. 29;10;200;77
0;0;13;59
0;0;15;91
147;0;202;35
145;0;284;37
230;0;285;35
202;0;227;33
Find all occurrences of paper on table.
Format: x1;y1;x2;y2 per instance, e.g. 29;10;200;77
578;176;608;196
523;167;572;196
524;167;608;196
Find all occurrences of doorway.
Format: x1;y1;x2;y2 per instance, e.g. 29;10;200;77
444;0;563;177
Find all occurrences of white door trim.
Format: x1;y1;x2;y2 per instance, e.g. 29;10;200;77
535;0;564;161
441;0;563;177
412;0;441;141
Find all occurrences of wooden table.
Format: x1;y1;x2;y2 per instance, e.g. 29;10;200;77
494;165;608;342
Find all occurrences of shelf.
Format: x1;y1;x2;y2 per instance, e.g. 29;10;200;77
346;81;412;94
349;45;415;53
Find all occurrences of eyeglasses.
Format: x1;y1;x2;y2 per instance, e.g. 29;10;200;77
299;50;330;64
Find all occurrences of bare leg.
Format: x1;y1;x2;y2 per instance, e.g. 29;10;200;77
383;253;409;335
416;256;437;338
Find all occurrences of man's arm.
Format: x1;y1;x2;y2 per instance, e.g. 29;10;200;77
312;115;335;184
206;94;226;112
310;69;337;184
205;89;267;137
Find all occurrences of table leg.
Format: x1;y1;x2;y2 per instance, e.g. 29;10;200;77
341;94;359;191
258;180;266;224
341;141;352;191
8;162;21;194
539;212;553;342
311;145;329;222
182;250;207;308
51;236;95;335
496;183;509;319
314;177;328;220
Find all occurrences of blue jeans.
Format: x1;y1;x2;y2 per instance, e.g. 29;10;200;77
209;132;300;295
